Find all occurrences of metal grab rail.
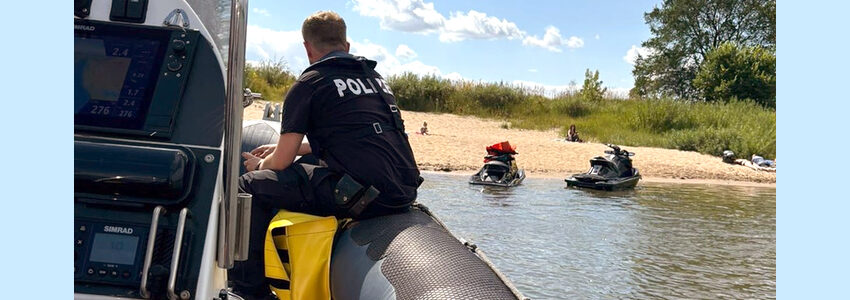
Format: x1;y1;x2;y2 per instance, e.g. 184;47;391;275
140;206;166;299
234;193;252;261
168;208;190;300
218;0;250;269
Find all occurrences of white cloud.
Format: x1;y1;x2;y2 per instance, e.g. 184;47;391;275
595;34;600;40
395;44;418;60
351;40;452;78
443;72;464;81
528;69;538;73
565;36;584;48
246;25;308;71
624;45;653;65
252;8;271;17
439;10;525;42
351;0;444;33
522;26;584;52
353;0;591;53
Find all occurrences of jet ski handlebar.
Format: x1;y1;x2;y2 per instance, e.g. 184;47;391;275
604;144;635;157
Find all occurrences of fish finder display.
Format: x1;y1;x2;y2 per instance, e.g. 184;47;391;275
89;233;140;265
75;32;166;130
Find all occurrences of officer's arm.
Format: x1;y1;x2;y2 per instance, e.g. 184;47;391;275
260;133;303;171
297;141;312;156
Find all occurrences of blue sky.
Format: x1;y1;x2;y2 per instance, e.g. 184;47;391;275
246;0;660;97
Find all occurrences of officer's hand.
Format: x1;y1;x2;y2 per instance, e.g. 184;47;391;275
251;144;276;158
242;152;262;172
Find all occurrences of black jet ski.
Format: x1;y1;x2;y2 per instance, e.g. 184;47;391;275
470;141;526;187
566;144;640;190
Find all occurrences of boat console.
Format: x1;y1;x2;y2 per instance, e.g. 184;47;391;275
74;0;249;299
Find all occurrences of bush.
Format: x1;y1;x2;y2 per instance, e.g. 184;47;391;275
579;69;607;101
388;73;454;112
549;97;594;118
627;100;699;133
665;127;741;156
244;59;297;102
693;42;776;108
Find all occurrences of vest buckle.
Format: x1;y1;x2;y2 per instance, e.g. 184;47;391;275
372;122;383;134
389;104;399;113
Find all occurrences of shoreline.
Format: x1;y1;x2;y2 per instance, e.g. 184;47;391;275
244;101;776;187
419;170;776;188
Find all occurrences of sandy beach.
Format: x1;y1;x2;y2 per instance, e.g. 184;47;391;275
245;101;776;186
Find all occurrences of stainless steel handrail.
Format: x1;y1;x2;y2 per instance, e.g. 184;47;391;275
140;206;166;299
234;193;252;261
168;208;190;300
217;0;249;269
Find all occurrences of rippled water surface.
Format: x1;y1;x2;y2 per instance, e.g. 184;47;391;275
417;173;776;299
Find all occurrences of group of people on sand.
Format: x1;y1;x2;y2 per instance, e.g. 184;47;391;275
723;150;776;171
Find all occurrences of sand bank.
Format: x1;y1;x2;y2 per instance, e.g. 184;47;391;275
245;101;776;185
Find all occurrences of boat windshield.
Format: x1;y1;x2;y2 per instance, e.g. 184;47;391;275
187;0;231;65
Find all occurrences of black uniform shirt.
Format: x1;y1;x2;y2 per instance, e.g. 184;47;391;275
281;54;420;207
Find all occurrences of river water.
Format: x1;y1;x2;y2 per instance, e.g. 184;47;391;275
416;172;776;299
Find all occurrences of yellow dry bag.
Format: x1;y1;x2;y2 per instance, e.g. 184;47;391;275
263;210;337;300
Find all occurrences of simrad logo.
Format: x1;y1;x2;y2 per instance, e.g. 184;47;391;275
75;24;95;31
103;226;134;234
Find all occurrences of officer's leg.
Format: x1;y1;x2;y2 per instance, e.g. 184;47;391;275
228;166;311;298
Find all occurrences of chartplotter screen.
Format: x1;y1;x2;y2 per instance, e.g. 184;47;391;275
74;30;167;130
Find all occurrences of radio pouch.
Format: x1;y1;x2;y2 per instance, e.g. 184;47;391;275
334;174;363;206
264;211;337;300
333;174;381;218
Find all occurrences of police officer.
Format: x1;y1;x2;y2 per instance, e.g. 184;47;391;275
230;11;421;298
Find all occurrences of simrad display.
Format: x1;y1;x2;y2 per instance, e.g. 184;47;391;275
89;233;139;265
74;30;167;130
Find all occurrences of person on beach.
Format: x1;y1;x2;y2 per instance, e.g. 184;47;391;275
233;11;422;299
751;154;776;168
419;121;429;135
566;124;583;142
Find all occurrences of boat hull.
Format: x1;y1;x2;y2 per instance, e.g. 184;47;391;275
331;205;520;300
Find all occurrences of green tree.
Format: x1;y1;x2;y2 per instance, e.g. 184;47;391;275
693;42;776;108
631;0;775;99
580;69;607;101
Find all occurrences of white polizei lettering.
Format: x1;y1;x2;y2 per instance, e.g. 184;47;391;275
357;78;374;94
380;79;394;95
375;78;388;93
333;79;347;97
366;78;378;94
346;79;362;95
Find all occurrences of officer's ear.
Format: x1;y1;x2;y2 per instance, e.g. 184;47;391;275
344;41;350;53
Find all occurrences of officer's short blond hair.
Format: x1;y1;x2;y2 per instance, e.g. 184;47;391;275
302;11;347;52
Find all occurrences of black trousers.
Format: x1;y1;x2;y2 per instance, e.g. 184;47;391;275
228;155;340;298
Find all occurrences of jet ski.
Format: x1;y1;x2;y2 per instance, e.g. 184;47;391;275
470;141;526;187
566;144;640;190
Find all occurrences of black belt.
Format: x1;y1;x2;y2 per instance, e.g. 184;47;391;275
319;122;400;149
